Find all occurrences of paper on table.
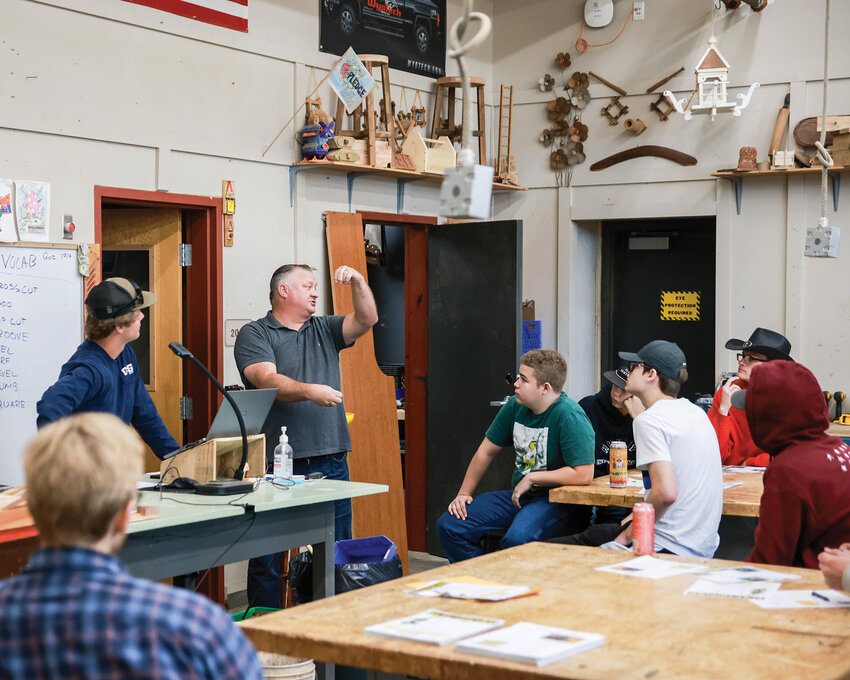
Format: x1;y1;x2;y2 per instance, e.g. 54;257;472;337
700;566;800;584
685;579;781;600
596;555;708;579
455;621;605;666
751;589;850;609
407;580;533;601
724;466;764;474
364;608;504;645
722;481;743;490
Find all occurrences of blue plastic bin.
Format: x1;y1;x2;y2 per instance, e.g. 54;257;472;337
334;535;397;565
522;320;542;354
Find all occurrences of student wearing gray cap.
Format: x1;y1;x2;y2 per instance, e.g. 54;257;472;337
610;340;723;557
36;277;178;458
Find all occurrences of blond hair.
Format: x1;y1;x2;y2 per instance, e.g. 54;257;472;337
84;310;137;341
520;349;567;393
25;413;144;546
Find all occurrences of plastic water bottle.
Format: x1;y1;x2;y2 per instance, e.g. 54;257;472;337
273;426;293;480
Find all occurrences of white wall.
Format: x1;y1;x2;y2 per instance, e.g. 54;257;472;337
490;0;850;399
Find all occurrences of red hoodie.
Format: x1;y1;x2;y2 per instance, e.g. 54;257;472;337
708;379;771;467
744;361;850;569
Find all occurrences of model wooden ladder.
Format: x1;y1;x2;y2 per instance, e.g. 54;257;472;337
496;85;516;184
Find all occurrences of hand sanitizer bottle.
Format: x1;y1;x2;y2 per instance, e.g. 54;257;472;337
273;426;294;480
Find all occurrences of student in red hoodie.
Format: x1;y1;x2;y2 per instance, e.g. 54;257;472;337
708;328;792;467
731;360;850;568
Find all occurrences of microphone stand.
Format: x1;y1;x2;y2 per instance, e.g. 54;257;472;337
168;341;254;495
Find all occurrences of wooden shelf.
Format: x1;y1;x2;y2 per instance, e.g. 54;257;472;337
288;160;527;212
711;165;848;214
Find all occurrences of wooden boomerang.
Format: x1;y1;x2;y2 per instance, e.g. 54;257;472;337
590;146;697;171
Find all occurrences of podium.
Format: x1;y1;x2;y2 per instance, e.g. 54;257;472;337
159;435;266;483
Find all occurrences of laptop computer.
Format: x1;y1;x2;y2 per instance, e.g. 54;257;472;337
161;388;277;460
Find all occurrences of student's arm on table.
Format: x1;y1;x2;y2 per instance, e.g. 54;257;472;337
447;438;503;520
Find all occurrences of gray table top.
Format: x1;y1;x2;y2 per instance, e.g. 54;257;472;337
131;478;388;533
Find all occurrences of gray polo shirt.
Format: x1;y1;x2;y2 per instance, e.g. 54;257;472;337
233;312;352;461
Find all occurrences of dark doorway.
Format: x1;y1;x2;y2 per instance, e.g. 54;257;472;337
601;218;716;401
425;219;523;556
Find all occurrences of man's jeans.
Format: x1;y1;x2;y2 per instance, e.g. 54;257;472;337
246;452;352;609
436;489;591;563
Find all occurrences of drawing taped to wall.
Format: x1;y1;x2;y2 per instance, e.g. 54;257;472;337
14;181;50;243
320;0;446;78
0;179;15;242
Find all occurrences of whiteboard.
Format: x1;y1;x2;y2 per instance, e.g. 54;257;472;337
0;244;83;486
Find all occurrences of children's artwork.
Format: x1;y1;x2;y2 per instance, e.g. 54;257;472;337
0;179;15;242
14;181;50;243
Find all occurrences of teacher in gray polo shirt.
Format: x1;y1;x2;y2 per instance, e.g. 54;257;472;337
234;262;378;608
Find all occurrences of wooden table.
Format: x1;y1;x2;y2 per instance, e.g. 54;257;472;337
239;542;848;680
549;468;764;517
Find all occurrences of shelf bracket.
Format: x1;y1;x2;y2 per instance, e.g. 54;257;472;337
396;177;430;213
721;176;744;215
346;172;370;212
830;170;840;212
288;163;328;207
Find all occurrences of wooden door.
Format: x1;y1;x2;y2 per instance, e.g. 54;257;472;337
102;208;183;472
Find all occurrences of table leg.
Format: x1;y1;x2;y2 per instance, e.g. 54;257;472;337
314;501;336;680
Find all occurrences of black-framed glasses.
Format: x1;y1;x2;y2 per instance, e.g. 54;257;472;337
736;352;765;365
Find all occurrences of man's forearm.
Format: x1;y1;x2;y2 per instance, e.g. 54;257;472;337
254;371;317;403
525;464;593;488
351;277;378;327
644;487;675;522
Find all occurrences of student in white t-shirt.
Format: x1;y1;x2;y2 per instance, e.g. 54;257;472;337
611;340;723;557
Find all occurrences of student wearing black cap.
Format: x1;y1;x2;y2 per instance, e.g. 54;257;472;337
707;327;792;467
36;277;179;458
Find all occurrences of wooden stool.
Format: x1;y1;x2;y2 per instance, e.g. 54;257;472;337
431;76;487;166
334;54;396;167
279;548;297;608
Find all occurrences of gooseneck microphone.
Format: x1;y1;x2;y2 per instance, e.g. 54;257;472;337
168;341;253;494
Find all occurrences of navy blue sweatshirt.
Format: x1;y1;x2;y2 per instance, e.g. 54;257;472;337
36;340;178;457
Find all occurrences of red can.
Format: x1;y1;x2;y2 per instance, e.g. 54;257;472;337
632;502;655;555
609;440;628;487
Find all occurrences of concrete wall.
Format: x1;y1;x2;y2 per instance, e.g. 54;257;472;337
2;0;849;399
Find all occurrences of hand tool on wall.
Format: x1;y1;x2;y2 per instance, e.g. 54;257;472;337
833;391;845;422
823;390;833;418
768;94;791;162
645;67;685;95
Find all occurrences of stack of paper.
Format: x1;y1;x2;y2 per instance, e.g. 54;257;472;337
751;590;850;609
684;579;781;600
456;621;604;666
364;609;504;646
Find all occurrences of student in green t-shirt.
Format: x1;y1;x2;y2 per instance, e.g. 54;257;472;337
437;350;595;563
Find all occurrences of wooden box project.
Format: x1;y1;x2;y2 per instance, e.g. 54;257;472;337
351;139;392;169
159;435;266;484
401;128;456;174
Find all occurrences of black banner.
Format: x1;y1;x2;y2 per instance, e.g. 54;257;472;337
320;0;446;79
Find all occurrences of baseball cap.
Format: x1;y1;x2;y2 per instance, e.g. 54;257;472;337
619;340;688;382
85;277;156;320
603;366;629;389
730;389;747;410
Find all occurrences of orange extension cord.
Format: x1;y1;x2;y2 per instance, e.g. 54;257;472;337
575;10;633;53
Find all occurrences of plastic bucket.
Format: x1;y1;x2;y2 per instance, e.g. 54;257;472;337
259;653;315;679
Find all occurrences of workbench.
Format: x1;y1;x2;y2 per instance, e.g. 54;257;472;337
549;468;763;517
239;542;847;680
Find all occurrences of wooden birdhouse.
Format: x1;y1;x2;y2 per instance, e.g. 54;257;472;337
695;37;730;110
664;34;759;121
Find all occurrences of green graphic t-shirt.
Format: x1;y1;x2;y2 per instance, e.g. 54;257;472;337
485;392;595;490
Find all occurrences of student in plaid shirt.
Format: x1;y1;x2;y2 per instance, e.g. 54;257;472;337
0;413;264;680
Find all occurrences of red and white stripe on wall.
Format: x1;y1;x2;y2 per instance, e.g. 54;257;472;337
123;0;248;32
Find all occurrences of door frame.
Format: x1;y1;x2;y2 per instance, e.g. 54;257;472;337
94;186;223;443
358;210;437;552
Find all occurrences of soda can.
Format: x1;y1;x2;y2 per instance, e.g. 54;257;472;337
609;440;628;487
633;502;655;555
